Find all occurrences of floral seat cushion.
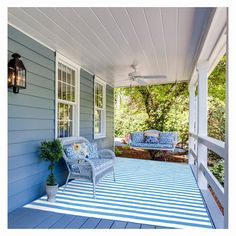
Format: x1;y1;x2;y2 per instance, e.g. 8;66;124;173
69;159;113;174
90;159;113;172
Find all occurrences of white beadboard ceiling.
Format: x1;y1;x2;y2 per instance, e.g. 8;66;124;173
8;7;215;87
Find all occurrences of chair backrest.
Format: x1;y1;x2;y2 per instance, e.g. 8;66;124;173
61;136;91;163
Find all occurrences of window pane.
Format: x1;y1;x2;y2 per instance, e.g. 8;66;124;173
67;67;71;84
95;82;103;108
58;63;61;81
58;121;63;138
95;109;102;134
58;102;73;138
62;65;67;82
58;81;62;99
72;70;75;85
96;83;103;97
61;83;66;100
66;84;70;101
71;86;75;102
97;95;103;108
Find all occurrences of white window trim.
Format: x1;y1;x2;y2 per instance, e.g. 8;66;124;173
55;52;80;139
94;76;106;139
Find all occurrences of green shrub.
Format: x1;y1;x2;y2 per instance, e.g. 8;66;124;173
115;147;123;156
40;139;63;186
210;160;224;187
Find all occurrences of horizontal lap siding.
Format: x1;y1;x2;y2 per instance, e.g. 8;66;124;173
8;25;67;213
80;69;94;142
80;70;114;150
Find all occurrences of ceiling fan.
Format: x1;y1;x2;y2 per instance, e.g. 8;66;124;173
126;64;167;85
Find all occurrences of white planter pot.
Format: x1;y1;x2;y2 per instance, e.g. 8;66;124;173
46;184;58;202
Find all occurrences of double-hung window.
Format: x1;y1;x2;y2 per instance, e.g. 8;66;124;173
56;54;80;138
94;77;106;139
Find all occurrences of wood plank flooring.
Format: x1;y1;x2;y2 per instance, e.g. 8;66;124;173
8;207;172;229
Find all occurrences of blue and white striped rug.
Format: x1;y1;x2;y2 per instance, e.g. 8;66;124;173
25;158;213;229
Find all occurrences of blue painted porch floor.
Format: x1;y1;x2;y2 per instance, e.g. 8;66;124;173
9;157;214;229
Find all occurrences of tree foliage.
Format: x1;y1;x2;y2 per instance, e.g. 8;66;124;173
115;83;189;146
115;55;226;145
114;55;226;185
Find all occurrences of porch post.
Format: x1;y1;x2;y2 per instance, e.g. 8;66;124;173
188;83;196;165
196;61;209;190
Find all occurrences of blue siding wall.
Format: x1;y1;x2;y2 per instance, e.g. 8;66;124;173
8;26;114;213
80;69;114;150
8;25;67;212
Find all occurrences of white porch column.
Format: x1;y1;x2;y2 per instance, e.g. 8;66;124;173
188;84;196;165
196;61;209;190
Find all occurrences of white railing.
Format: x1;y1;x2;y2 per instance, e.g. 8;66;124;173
189;148;197;161
199;163;224;207
198;135;225;158
189;131;225;228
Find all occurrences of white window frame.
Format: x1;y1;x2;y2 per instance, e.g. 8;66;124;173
94;76;106;139
55;53;80;138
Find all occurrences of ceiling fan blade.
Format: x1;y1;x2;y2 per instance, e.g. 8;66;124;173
134;75;167;79
135;78;148;85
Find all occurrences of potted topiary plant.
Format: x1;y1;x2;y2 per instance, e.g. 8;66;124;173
40;139;63;202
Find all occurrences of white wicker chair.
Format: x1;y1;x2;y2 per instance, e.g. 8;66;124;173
61;136;116;198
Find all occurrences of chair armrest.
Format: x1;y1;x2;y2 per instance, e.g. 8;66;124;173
98;149;116;160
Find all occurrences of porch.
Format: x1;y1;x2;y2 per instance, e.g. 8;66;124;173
9;157;213;229
7;7;227;229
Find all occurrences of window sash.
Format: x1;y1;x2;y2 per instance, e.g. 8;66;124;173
94;79;106;138
58;62;76;103
95;108;103;135
56;56;79;139
57;102;74;138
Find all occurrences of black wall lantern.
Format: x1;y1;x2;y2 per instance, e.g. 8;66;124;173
8;53;26;93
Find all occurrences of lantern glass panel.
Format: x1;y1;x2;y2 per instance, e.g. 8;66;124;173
16;69;26;88
8;67;15;87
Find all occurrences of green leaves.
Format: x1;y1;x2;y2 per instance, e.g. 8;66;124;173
115;82;189;145
46;173;57;186
115;55;226;156
40;139;63;186
210;160;224;187
40;139;63;163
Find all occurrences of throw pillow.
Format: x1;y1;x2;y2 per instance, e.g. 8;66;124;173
144;130;160;137
131;132;144;143
64;144;79;160
145;136;159;143
87;143;98;159
64;142;90;160
159;132;175;144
